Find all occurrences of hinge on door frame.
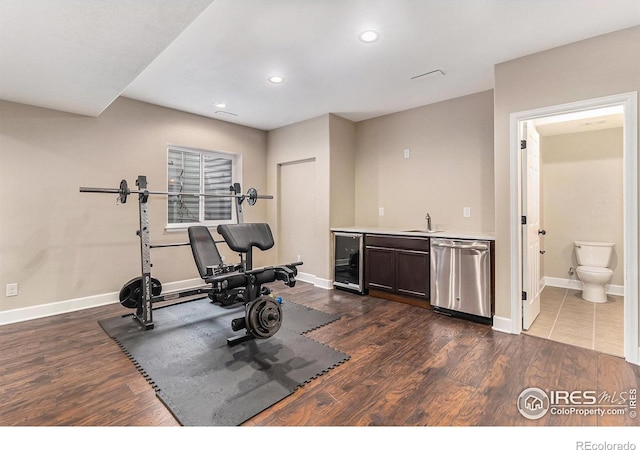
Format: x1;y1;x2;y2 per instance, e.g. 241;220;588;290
521;215;527;225
522;291;527;301
521;139;527;150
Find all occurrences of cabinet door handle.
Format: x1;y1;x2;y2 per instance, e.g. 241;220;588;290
432;242;488;251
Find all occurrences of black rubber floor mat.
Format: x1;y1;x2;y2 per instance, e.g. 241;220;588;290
99;298;348;426
280;301;341;334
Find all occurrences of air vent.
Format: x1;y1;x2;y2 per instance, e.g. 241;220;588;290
214;110;238;117
410;69;445;80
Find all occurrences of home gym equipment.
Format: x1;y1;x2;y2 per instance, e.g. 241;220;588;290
80;177;272;222
199;223;299;345
83;178;272;206
79;175;302;345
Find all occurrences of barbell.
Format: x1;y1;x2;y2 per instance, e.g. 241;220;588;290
79;179;273;205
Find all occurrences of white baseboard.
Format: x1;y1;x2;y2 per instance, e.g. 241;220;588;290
0;292;118;326
544;276;624;297
0;273;334;327
492;315;515;334
296;272;332;289
0;278;206;327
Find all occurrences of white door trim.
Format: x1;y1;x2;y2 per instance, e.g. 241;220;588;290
509;92;639;365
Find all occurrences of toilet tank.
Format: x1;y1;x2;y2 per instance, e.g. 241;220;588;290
574;241;614;267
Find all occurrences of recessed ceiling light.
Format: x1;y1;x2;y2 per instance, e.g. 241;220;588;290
359;30;379;43
269;76;284;84
214;102;226;108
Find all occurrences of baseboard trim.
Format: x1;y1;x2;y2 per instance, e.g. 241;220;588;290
544;276;624;297
0;278;206;327
0;273;332;326
492;315;515;334
296;272;332;289
0;292;117;326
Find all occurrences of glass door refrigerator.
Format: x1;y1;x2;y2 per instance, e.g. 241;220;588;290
333;232;363;293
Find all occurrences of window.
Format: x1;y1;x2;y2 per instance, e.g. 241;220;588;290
167;146;240;227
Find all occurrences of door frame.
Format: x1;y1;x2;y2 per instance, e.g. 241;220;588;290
508;92;639;365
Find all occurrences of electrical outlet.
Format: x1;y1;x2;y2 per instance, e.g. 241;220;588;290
379;207;384;216
463;207;471;218
403;148;410;159
6;283;18;297
296;254;302;262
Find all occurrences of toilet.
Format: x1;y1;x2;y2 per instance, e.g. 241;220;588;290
574;241;614;303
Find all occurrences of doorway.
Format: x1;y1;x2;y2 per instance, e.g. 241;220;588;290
522;110;625;356
509;92;639;365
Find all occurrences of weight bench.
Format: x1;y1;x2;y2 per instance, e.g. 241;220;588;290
188;223;302;346
188;226;245;306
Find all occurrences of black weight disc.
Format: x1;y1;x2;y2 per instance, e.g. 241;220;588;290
118;277;162;308
118;179;129;204
246;187;258;206
245;296;282;339
209;291;240;307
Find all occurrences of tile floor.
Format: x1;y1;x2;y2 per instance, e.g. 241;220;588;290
523;286;624;357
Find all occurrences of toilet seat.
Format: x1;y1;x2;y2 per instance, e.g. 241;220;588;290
577;265;612;275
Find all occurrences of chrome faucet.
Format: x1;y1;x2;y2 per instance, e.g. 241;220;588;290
425;213;432;232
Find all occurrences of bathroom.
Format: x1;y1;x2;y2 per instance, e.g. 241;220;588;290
524;108;625;357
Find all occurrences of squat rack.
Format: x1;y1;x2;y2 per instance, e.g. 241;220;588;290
79;175;273;329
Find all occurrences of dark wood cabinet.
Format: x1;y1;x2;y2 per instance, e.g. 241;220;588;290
364;246;395;292
395;249;430;298
365;234;430;302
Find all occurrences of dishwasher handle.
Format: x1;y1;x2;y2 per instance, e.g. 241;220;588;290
431;241;489;251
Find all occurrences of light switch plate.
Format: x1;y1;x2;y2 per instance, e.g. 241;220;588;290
6;283;18;297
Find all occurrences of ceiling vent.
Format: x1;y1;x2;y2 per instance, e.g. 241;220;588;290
215;110;238;117
410;69;445;80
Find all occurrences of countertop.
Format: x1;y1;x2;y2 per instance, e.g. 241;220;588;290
330;226;495;241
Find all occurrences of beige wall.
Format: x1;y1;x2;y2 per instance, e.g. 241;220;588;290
355;90;495;232
494;26;640;321
266;114;332;281
329;114;356;228
266;113;357;282
541;128;624;285
0;98;267;312
278;160;317;272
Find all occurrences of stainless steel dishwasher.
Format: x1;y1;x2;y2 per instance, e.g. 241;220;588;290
430;238;492;323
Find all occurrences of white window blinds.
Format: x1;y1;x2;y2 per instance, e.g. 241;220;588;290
167;147;234;225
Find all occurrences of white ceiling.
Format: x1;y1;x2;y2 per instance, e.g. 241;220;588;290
1;1;639;131
535;106;625;136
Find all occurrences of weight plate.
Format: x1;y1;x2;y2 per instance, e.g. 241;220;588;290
246;187;258;206
118;179;129;204
245;297;282;339
209;291;240;306
118;277;162;309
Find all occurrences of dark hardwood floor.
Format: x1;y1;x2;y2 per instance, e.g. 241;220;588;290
1;281;638;427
